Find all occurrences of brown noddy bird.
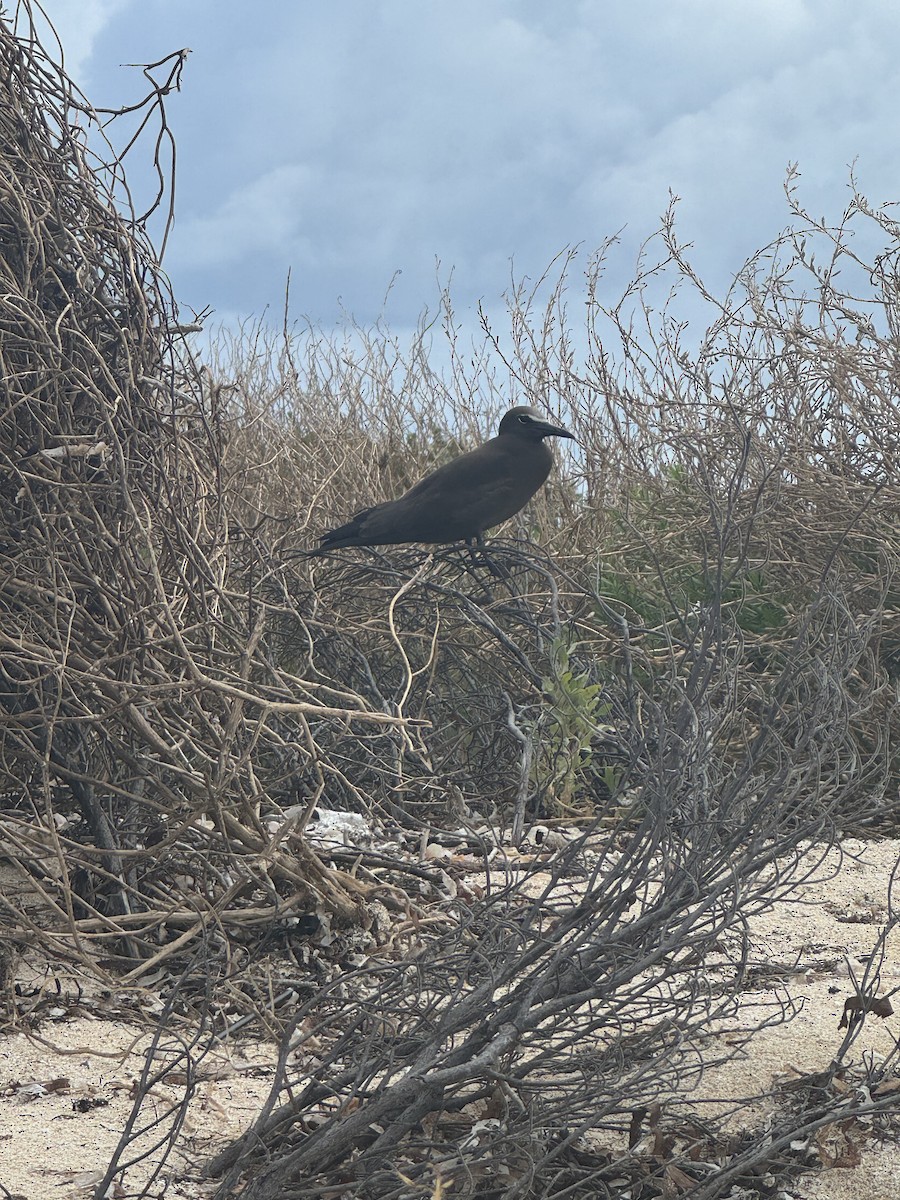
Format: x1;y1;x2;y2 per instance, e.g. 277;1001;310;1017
320;406;575;549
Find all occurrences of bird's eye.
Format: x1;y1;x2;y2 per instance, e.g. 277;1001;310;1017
517;414;530;424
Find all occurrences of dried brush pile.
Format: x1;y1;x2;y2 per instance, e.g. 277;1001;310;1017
2;8;900;1199
0;6;405;992
201;192;900;1197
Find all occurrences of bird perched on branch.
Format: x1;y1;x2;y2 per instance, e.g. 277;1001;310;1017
319;406;574;549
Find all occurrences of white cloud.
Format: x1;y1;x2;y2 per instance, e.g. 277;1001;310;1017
68;0;900;323
171;164;319;269
33;0;129;85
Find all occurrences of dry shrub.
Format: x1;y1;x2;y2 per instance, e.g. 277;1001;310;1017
210;181;900;832
0;4;408;992
203;197;900;1198
1;7;899;1198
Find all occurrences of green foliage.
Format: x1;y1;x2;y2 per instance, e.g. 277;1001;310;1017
731;568;789;636
596;466;792;642
599;558;788;635
535;635;616;815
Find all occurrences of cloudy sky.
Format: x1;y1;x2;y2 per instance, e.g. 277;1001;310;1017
33;1;900;336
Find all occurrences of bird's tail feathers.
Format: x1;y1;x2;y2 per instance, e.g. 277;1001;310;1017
318;507;376;549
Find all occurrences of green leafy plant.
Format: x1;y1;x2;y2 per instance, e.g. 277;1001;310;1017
536;635;616;816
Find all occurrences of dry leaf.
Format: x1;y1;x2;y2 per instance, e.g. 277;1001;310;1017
663;1164;697;1194
69;1169;105;1188
13;1076;70;1101
628;1106;646;1149
839;994;893;1029
816;1123;862;1170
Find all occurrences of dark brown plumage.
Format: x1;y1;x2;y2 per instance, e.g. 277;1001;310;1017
320;406;574;549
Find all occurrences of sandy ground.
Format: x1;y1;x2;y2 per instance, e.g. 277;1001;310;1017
704;838;900;1200
0;1016;274;1198
2;839;900;1199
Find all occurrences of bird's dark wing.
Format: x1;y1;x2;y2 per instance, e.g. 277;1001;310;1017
384;439;551;540
320;435;553;547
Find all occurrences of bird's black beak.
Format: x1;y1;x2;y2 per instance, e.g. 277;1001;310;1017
537;418;575;441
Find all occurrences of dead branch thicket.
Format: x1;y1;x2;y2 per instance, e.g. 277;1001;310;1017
1;7;900;1199
202;197;900;1195
0;8;406;987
